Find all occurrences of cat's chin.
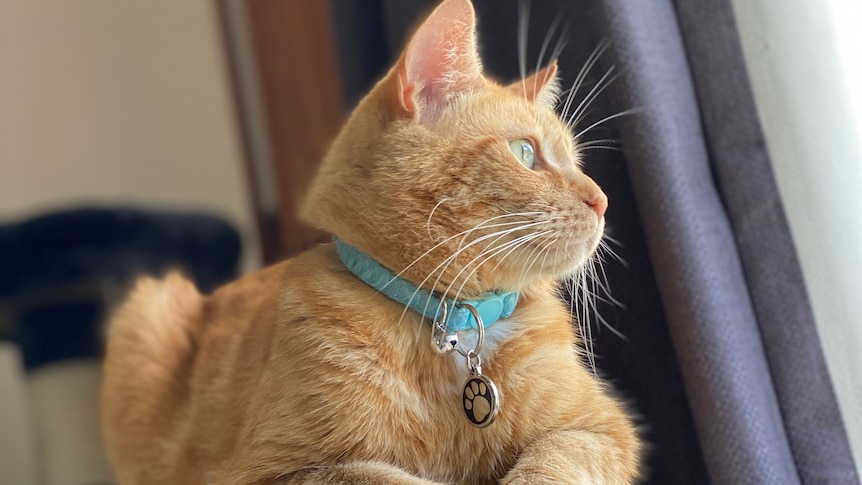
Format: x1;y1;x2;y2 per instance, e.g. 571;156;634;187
548;229;606;279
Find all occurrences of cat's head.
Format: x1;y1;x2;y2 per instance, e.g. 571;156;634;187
302;0;606;299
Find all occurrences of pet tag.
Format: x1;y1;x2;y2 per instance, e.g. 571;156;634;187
462;355;499;428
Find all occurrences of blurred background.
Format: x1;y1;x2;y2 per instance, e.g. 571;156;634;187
1;0;860;484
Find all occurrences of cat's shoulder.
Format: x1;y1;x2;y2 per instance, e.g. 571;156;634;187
207;243;340;299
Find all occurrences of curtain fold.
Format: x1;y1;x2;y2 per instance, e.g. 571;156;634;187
671;1;860;483
591;1;798;483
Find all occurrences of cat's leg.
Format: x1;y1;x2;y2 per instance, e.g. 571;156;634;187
501;428;640;485
275;461;443;485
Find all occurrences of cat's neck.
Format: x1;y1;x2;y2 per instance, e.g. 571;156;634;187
334;237;520;333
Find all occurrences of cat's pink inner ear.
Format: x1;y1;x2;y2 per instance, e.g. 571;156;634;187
402;0;483;120
508;61;560;103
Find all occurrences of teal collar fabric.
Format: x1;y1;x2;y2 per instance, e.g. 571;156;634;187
334;237;519;332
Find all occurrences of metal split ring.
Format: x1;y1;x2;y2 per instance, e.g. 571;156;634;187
430;301;486;362
433;299;449;334
431;300;458;355
460;303;485;357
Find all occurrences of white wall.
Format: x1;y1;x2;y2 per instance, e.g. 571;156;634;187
732;0;862;473
0;2;259;482
0;0;259;271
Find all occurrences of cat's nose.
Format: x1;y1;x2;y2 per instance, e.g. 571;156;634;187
585;191;608;219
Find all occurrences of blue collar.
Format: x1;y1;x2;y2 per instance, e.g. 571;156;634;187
334;238;519;332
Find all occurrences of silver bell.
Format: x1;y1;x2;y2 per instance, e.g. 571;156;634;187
432;333;458;355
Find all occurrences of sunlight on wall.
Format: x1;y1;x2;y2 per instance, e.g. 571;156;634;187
732;0;862;473
829;0;862;162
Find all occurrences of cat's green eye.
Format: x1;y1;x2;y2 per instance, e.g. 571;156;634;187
509;138;536;169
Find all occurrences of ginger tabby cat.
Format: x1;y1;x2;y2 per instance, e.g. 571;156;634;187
101;0;641;483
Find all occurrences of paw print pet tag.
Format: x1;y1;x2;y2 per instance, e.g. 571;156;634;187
462;370;499;427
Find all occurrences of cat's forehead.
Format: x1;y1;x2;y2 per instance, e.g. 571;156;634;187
437;90;577;163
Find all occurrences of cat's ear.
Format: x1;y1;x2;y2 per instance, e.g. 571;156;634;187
396;0;484;123
508;61;561;108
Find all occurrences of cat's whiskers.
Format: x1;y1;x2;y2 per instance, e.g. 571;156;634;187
569;265;596;372
574;108;641;141
439;229;553;312
567;65;619;129
486;227;549;277
578;139;619;147
423;218;554;298
420;229;532;322
454;214;540;250
393;218;553;327
419;220;555;320
563;236;630;375
382;212;545;293
531;11;567;101
427;197;451;239
587;254;627;340
594;245;625;306
578;139;623;153
512;233;555;291
442;226;549;311
581;267;598;372
559;40;609;122
598;237;626;266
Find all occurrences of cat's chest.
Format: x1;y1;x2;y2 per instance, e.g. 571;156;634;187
385;316;560;482
449;317;520;371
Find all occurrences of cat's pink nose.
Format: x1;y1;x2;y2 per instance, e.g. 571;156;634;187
585;192;608;219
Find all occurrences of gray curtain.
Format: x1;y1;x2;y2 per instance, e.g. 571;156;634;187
593;0;859;483
330;0;859;483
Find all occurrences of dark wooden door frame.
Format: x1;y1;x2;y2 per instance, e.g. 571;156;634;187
218;0;345;263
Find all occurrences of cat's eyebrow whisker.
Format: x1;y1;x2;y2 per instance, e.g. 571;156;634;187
517;0;531;100
559;40;609;120
568;65;618;129
575;108;642;141
577;139;622;154
578;138;620;148
549;21;570;65
533;11;564;100
580;146;624;153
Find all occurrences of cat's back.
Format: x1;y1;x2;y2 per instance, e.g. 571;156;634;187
101;253;297;483
102;244;362;483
